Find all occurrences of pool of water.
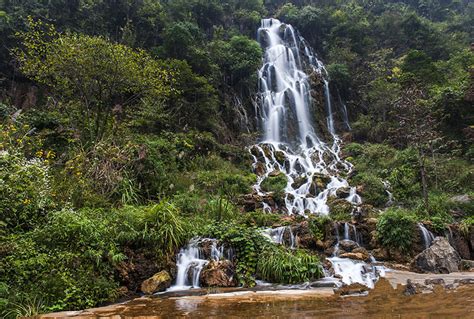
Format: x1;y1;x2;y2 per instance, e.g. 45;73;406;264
41;277;474;318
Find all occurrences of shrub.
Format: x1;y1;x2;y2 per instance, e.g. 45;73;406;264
260;173;287;199
114;202;190;254
328;199;353;220
460;217;474;237
203;222;264;286
376;208;417;252
1;210;119;313
308;215;332;241
0;150;55;232
202;222;322;286
240;211;282;227
257;248;322;284
352;173;387;207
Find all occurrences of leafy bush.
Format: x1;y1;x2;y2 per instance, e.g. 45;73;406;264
460;217;474;237
202;222;322;286
203;222;264;286
376;208;417;252
257;248;322;284
114;202;190;254
260;173;287;199
414;193;453;232
1;210;119;313
0;150;55;232
240;211;282;227
328;198;353;220
204;197;240;222
308;215;332;241
352;173;387;207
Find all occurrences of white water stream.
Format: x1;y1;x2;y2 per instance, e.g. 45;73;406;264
169;238;228;291
418;223;435;249
251;18;360;216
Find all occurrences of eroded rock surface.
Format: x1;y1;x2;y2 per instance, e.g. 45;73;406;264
141;270;172;294
412;237;461;274
200;260;237;287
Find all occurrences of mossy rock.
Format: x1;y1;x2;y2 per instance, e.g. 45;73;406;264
274;150;286;164
261;173;287;201
291;176;308;189
312;173;331;190
328;198;353;221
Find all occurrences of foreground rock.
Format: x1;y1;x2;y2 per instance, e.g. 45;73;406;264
140;270;172;294
412;237;461;274
200;260;237;287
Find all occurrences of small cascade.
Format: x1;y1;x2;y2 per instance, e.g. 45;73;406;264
234;96;251;133
251;18;358;216
327;222;385;288
333;223;341;256
328;257;381;289
418;223;435;249
346;187;362;205
445;225;454;246
382;180;394;206
352;224;361;245
344;222;350;240
342;222;361;245
170;238;228;291
337;92;351;131
262;226;296;249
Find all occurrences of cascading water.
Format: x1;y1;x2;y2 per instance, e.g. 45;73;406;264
262;226;296;249
418;223;435;249
329;223;385;288
251;18;359;216
169;238;228;291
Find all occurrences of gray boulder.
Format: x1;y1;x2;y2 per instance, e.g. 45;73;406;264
412;237;461;274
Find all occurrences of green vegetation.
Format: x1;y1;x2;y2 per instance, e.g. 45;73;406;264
203;222;322;285
376;208;417;253
0;0;472;316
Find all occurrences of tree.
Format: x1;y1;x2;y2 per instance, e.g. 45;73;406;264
391;84;441;211
15;18;174;144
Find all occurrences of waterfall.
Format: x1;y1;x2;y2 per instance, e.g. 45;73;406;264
344;222;350;240
382;180;394;206
262;226;296;249
252;18;357;216
328;222;385;288
418;223;435;249
333;223;341;256
170;238;227;291
343;222;361;245
328;257;380;289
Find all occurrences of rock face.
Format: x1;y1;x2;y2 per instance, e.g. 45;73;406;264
200;260;237;287
412;237;461;274
140;270;172;294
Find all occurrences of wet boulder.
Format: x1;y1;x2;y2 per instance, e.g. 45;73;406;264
371;248;389;261
412;237;461;273
335;187;351;199
254;162;266;176
338;239;359;253
339;247;370;261
291;176;307;189
311;173;331;190
200;260;237;287
140;270;172;294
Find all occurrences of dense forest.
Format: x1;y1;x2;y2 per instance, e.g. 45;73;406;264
0;0;473;317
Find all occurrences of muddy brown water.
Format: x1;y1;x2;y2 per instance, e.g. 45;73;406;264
40;276;474;319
